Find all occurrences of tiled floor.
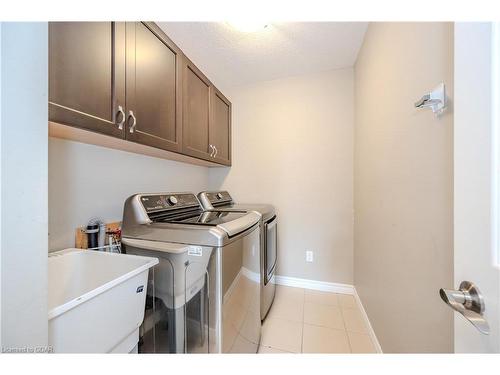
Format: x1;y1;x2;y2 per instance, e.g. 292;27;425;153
258;285;378;353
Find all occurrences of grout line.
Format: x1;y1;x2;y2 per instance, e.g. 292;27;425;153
278;284;374;354
339;305;349;331
338;304;353;353
346;331;355;353
300;287;305;353
259;344;295;354
303;322;347;332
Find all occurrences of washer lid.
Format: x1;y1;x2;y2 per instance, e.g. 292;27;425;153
210;203;276;222
216;211;261;237
154;210;248;226
152;209;261;237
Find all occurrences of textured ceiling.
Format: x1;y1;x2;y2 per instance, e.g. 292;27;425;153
157;22;368;89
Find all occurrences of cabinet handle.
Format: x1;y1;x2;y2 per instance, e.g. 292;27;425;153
214;146;218;158
128;110;137;133
116;105;126;130
209;144;214;157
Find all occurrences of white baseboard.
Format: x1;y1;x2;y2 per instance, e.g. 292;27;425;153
241;266;261;284
275;274;383;353
275;275;354;294
352;289;383;353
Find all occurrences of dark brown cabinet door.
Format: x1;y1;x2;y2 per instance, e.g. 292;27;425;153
125;22;182;152
49;22;126;138
182;58;213;161
210;88;231;166
50;21;232;166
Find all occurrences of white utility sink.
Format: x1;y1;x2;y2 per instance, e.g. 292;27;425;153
48;248;158;353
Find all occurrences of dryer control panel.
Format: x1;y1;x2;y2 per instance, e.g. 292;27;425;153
200;191;233;207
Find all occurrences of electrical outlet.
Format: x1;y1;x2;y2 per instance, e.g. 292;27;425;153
306;250;314;263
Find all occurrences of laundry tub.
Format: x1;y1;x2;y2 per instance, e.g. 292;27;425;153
48;248;158;353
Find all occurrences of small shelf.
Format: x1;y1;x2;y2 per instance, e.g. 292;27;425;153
49;121;224;168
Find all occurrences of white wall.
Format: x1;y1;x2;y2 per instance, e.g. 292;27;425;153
1;23;48;350
48;138;210;251
210;68;354;284
354;22;454;353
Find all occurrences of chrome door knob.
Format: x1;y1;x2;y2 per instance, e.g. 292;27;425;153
439;281;489;335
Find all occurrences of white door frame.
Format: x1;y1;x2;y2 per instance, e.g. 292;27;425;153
0;22;49;351
453;22;500;353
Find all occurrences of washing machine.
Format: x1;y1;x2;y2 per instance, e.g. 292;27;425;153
198;191;276;320
121;192;261;353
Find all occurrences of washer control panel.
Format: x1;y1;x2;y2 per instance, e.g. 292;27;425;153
140;193;200;213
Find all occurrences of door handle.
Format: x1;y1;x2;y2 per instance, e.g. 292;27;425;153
116;105;125;130
128;110;137;133
439;281;490;334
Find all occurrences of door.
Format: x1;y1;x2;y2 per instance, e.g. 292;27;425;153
450;22;500;353
210;88;232;165
125;22;182;152
182;58;212;161
49;22;126;138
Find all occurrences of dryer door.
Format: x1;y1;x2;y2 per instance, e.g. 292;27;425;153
264;216;277;285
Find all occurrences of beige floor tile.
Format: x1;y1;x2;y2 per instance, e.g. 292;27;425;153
347;332;377;353
230;335;259;353
222;319;239;352
240;308;261;344
303;302;345;330
302;324;351;353
275;285;305;304
342;308;368;333
261;317;303;353
267;293;304;322
224;297;247;330
338;294;357;309
305;289;339;306
258;345;293;354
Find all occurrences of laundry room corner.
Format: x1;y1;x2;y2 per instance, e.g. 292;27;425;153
209;68;356;287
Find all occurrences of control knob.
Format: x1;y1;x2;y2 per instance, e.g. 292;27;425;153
168;196;178;205
216;193;223;200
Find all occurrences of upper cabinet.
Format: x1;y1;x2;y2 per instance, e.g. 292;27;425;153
182;58;232;165
182;59;212;161
49;22;231;166
125;22;182;152
49;22;126;138
210;88;232;166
